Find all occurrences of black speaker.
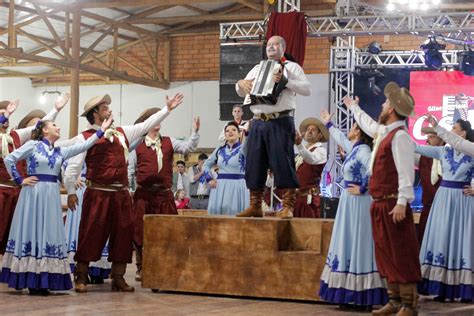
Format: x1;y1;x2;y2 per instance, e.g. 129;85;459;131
219;44;264;121
321;197;339;219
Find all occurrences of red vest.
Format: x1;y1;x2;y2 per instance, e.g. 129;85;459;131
296;146;325;190
419;156;441;206
82;127;129;185
369;126;405;198
0;131;26;180
135;136;173;188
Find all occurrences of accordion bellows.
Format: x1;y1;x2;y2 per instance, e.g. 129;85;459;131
244;60;282;106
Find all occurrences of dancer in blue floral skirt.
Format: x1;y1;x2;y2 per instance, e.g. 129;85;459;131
204;121;249;215
318;110;388;310
0;115;113;294
416;119;474;302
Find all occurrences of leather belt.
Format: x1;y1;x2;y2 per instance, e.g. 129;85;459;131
253;110;292;122
0;179;17;188
137;184;171;192
372;193;398;201
86;180;127;192
296;187;320;196
191;195;209;200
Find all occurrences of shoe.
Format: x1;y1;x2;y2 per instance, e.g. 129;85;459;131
74;262;89;293
28;288;50;296
89;276;104;284
275;189;295;219
236;190;264;217
111;262;134;292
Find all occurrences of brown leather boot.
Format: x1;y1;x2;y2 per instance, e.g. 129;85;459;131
372;283;401;315
134;245;143;282
74;261;89;293
111;262;135;292
236;190;264;217
396;283;419;316
276;188;295;219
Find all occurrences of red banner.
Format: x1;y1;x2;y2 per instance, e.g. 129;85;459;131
409;71;474;144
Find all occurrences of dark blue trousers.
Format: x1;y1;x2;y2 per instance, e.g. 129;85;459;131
245;115;299;190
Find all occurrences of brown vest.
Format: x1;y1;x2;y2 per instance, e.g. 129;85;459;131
297;146;326;190
369;126;405;198
135;136;173;188
0;131;26;180
82;127;129;185
419;156;441;206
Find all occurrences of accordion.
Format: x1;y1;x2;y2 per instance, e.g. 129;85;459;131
243;60;287;106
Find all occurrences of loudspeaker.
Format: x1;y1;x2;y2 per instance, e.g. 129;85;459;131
321;197;339;219
219;44;264;121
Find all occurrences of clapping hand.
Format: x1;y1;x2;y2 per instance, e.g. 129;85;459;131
320;110;334;125
343;96;359;109
193;117;200;132
295;131;304;145
4;99;19;118
426;114;439;128
101;113;114;131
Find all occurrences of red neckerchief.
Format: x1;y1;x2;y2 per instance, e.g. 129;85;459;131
280;56;287;64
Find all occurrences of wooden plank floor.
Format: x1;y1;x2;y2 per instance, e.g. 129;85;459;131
0;262;473;315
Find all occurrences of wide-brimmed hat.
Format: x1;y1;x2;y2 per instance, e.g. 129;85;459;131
0;101;9;110
80;94;111;117
134;107;161;124
421;126;437;135
384;82;415;117
299;117;329;142
18;109;46;129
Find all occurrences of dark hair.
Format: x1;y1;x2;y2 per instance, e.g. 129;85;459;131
456;119;474;142
31;120;52;141
354;123;373;149
176;160;185;167
224;121;240;133
232;104;243;110
86;110;96;125
198;153;208;161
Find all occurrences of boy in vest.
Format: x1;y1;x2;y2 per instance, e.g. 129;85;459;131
129;108;199;281
65;93;183;293
344;82;421;316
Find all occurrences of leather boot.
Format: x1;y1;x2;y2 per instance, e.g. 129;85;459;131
111;262;134;292
135;246;143;282
396;283;419;316
276;188;295;219
372;283;401;315
74;262;89;293
236;190;263;217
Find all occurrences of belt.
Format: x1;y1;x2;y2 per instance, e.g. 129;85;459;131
440;180;470;189
0;179;17;188
86;180;127;192
217;174;245;180
137;184;171;192
253;110;292;122
372;193;398;201
191;195;209;200
30;174;58;183
344;181;362;188
296;187;320;196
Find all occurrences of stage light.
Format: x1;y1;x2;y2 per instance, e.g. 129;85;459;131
420;38;446;70
39;90;62;105
458;50;474;76
39;94;47;105
387;2;395;11
368;77;382;95
367;41;382;54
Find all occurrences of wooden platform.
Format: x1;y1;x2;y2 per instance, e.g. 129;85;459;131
142;215;334;301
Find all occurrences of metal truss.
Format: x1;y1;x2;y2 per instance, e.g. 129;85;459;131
220;12;474;44
356;50;461;69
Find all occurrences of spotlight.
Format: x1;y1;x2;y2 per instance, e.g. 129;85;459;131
420;37;446;70
458;50;474;76
38;90;61;105
367;41;382;54
368;77;382;95
39;94;47;105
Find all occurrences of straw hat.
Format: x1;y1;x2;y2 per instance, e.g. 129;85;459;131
384;82;415;117
18;109;46;129
134;107;161;124
80;94;111;117
421;126;437;135
0;101;9;110
299;117;329;142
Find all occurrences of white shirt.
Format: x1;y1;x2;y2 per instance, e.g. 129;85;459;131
11;108;60;145
296;142;327;166
435;125;474;156
352;104;415;206
188;166;217;196
64;107;171;195
235;61;311;115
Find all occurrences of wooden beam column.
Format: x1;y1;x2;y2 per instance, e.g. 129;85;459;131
8;0;17;51
70;9;81;138
163;39;170;82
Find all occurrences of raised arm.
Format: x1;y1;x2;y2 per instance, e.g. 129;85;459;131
122;93;183;144
435;125;474;156
172;117;200;154
415;143;444;160
296;144;327;165
344;97;379;138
